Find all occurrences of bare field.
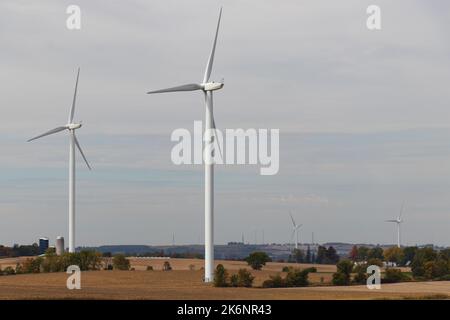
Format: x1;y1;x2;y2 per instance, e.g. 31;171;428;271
0;257;448;300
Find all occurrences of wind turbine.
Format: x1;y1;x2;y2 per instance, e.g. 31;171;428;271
289;212;302;250
28;68;91;253
146;8;224;282
385;202;404;248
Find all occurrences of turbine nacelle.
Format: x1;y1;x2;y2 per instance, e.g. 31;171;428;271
67;123;82;130
202;81;224;91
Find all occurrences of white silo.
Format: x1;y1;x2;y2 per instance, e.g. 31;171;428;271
56;236;65;255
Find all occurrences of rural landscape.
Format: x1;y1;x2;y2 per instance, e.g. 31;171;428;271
1;0;450;308
1;243;449;300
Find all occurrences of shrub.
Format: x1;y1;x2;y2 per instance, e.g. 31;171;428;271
262;268;311;288
437;274;450;281
303;267;317;273
281;266;291;272
352;264;368;284
422;260;449;279
332;272;350;286
214;264;229;287
22;257;42;274
383;268;410;283
229;274;239;287
79;250;103;270
112;254;130;270
245;252;271;270
163;261;172;271
15;263;23;275
353;271;367;284
235;269;254;287
2;266;15;275
262;274;285;288
42;252;64;273
285;268;309;287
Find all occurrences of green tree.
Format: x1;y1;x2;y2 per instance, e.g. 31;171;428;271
285;268;310;287
316;246;339;264
213;264;229;287
384;246;404;265
112;254;130;270
439;248;450;260
367;247;384;260
352;264;367;284
326;246;340;264
305;246;312;263
332;259;353;286
245;252;271;270
401;246;417;266
357;246;370;261
315;246;327;264
411;247;437;278
423;260;449;279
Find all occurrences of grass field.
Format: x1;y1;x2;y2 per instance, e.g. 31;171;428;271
0;257;449;300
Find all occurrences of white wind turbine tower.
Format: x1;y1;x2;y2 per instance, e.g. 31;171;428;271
147;8;224;282
28;68;91;253
289;212;302;250
385;202;404;248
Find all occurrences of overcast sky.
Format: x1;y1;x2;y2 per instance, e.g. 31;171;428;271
1;0;449;247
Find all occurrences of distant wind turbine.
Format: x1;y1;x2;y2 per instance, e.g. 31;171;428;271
289;212;302;250
28;68;91;253
146;8;224;282
385;202;405;248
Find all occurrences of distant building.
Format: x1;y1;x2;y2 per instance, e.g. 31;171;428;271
39;237;49;255
56;236;65;255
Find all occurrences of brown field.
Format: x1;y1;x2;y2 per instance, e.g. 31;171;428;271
0;257;449;300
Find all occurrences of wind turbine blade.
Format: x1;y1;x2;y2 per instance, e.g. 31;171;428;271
73;133;91;170
203;7;222;83
289;212;296;227
209;92;223;159
398;201;405;220
27;126;67;142
69;68;80;123
147;83;203;94
385;220;397;223
290;230;295;243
